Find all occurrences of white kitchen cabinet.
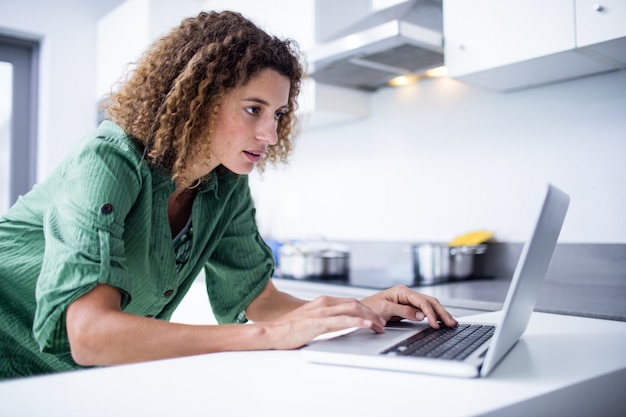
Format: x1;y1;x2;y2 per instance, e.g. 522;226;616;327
443;0;626;92
576;0;626;64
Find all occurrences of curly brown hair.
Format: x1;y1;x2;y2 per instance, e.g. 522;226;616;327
104;10;304;187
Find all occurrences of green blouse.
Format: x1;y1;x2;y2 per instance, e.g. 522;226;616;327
0;121;273;379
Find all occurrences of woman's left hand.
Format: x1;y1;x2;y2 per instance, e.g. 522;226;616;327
360;285;458;329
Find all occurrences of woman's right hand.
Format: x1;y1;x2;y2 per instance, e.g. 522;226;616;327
256;295;387;350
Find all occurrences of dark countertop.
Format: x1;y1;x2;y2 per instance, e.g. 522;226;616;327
415;277;626;322
277;242;626;322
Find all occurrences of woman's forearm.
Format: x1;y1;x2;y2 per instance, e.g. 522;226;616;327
66;284;273;366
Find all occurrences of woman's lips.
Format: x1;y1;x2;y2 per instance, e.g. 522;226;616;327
244;150;263;163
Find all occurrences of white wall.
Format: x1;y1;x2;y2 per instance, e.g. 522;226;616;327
1;1;624;243
97;0;213;96
250;70;626;244
0;0;124;180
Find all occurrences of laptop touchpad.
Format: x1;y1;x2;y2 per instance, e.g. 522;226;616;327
307;327;427;355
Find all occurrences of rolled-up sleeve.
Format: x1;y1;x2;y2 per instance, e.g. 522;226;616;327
33;135;142;354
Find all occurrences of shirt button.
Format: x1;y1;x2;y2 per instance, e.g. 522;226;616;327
100;203;114;214
163;289;174;297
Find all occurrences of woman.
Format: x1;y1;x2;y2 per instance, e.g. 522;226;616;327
0;10;457;379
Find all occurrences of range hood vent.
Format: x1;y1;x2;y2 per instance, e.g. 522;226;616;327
308;0;443;91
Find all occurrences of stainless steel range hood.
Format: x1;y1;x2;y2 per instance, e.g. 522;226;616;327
307;0;443;91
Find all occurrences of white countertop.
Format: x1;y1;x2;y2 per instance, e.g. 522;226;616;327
1;310;625;417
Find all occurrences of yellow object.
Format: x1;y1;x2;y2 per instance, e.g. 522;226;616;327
449;230;494;247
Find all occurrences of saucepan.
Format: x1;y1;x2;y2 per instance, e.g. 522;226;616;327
412;243;487;285
278;240;350;280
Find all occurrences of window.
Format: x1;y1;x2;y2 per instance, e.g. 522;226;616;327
0;60;11;213
0;34;39;214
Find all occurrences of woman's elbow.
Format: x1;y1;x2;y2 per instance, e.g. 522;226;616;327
66;284;123;366
67;317;105;366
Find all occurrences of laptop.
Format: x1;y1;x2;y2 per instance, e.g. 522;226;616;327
302;184;570;378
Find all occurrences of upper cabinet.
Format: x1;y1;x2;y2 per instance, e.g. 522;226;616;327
576;0;626;62
577;0;626;45
443;0;626;92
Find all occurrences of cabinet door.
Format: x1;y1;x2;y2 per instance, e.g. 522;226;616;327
576;0;626;64
576;0;626;46
444;0;575;77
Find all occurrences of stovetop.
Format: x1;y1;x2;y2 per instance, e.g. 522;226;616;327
276;269;494;290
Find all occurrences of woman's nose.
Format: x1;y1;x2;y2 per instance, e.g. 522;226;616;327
256;118;279;146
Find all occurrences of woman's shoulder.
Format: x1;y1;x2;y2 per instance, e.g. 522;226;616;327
51;121;152;193
85;120;144;163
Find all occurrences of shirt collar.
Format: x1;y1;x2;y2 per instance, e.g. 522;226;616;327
151;167;236;200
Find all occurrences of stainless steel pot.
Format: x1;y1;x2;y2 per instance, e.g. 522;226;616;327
278;241;350;280
413;243;487;285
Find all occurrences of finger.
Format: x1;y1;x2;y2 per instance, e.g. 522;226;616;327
434;305;458;328
404;294;457;329
417;302;441;329
310;297;386;331
422;303;458;328
419;296;458;327
313;315;385;335
381;304;425;323
330;303;386;332
360;319;384;334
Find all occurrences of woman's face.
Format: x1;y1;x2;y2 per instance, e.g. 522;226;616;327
184;68;290;181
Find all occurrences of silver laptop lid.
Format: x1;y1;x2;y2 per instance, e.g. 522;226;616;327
480;184;569;376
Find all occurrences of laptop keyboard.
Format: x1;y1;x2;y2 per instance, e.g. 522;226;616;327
382;323;495;361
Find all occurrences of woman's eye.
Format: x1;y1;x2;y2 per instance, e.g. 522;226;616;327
245;106;260;116
245;106;286;121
